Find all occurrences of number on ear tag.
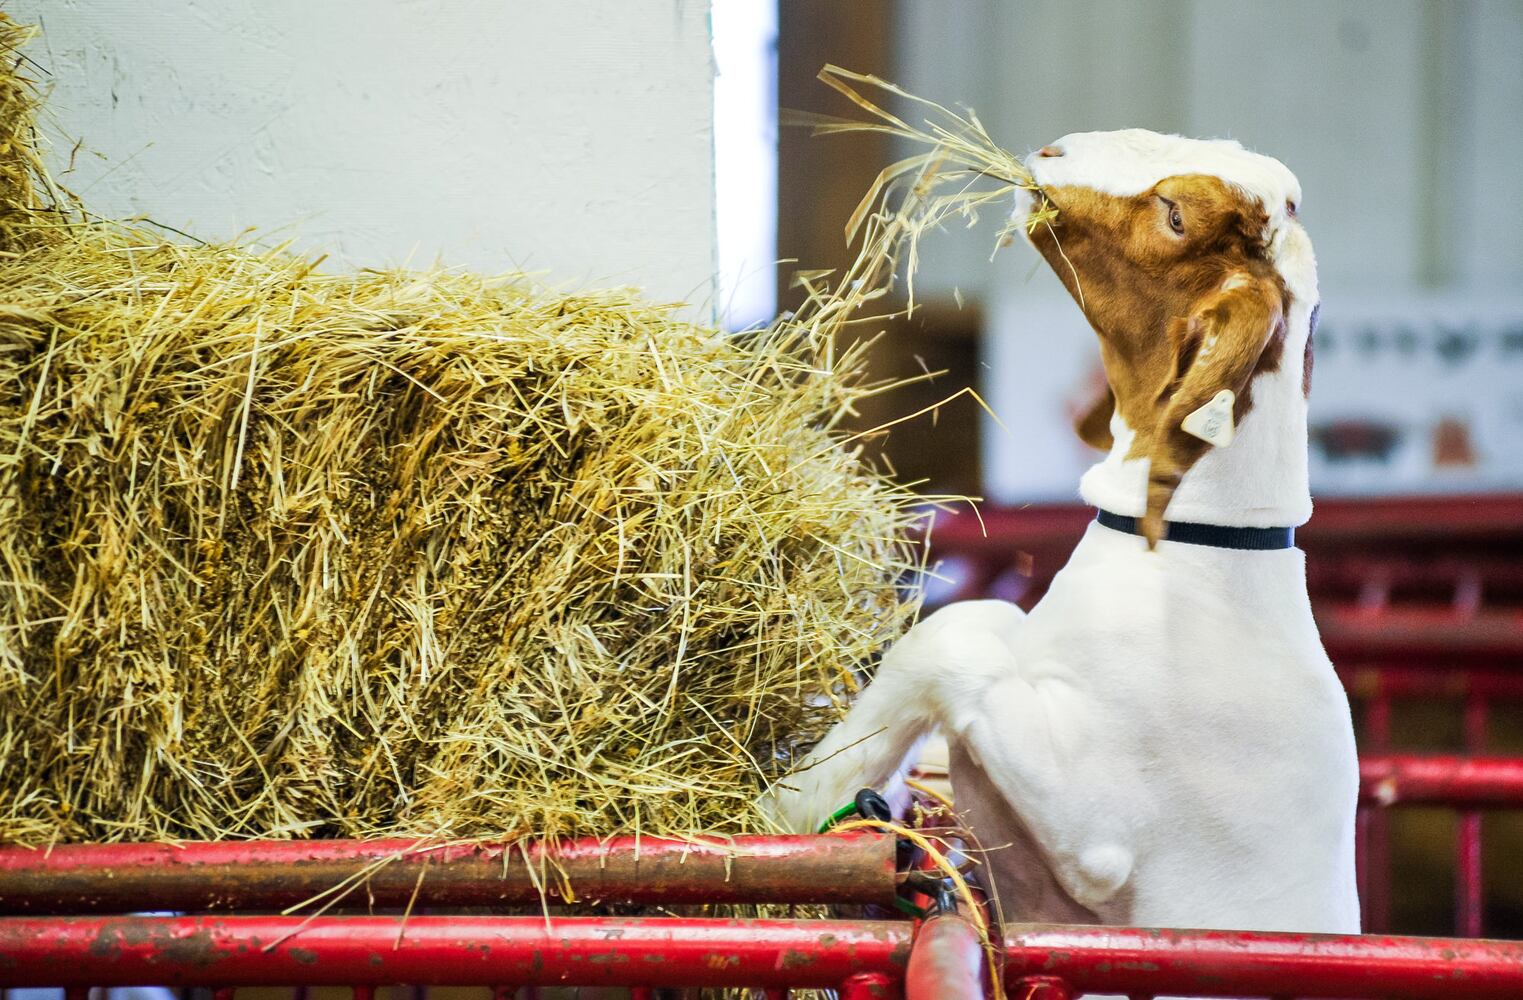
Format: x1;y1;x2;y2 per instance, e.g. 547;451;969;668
1182;389;1236;447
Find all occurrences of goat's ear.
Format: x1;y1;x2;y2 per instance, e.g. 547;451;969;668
1073;384;1116;451
1142;273;1284;547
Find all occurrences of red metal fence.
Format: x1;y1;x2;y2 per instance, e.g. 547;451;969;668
3;827;1523;997
3;911;1523;998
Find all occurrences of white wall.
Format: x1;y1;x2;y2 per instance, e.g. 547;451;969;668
14;0;718;309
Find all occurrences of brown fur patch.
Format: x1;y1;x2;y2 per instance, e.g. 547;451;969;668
1025;174;1289;545
1073;385;1116;451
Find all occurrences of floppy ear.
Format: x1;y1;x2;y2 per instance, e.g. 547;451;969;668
1142;274;1284;547
1073;384;1116;451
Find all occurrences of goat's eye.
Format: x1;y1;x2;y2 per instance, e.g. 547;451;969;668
1168;205;1184;234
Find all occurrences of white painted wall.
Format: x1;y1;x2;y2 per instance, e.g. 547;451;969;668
14;0;718;309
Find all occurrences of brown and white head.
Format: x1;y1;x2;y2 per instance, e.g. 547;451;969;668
1013;128;1319;547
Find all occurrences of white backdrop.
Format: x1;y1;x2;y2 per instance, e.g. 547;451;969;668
11;0;719;310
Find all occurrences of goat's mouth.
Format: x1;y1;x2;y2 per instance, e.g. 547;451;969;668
1009;184;1058;245
1010;184;1046;229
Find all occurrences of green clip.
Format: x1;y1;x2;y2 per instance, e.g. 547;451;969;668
816;800;861;834
893;895;927;918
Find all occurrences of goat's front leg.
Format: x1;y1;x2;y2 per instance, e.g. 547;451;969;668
760;651;934;832
760;600;1024;833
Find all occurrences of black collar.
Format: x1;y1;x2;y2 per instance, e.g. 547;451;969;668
1096;508;1296;551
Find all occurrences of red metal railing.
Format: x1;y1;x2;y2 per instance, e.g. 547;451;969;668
0;915;910;992
4;913;1523;998
3;827;1523;996
1357;752;1523;937
0;831;898;914
996;923;1523;999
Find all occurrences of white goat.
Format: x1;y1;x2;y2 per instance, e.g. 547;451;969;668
765;129;1361;935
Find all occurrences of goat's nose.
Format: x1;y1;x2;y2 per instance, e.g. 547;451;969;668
1037;145;1065;158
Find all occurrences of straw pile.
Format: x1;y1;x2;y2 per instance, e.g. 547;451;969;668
0;20;1043;845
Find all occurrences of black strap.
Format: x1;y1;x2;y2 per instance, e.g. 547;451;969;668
1096;508;1295;551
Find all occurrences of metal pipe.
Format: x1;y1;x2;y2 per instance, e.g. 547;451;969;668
1361;700;1394;934
1360;755;1523;807
9;916;1523;996
1339;665;1523;700
1459;690;1490;937
1458;810;1484;937
0;832;897;914
1002;924;1523;999
904;912;986;1000
0;915;914;988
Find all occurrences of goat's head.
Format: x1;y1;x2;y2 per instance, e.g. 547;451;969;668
1014;128;1318;546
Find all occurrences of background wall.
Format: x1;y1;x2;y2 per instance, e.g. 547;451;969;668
11;0;719;309
887;0;1523;502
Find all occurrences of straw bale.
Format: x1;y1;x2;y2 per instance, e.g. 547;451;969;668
0;19;1042;844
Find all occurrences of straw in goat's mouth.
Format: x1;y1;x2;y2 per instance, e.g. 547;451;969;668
802;65;1058;308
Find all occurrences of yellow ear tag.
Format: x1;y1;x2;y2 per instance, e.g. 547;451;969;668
1182;389;1236;447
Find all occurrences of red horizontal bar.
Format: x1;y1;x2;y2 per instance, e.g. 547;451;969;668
7;916;1523;997
1360;755;1523;807
925;494;1523;550
1297;493;1523;543
1320;608;1523;658
1339;666;1523;701
0;915;912;988
0;832;898;914
923;504;1091;552
1002;924;1523;999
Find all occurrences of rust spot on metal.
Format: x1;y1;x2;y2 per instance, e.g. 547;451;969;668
1115;960;1161;972
780;948;816;969
88;926;123;961
289;947;318;965
88;919;226;968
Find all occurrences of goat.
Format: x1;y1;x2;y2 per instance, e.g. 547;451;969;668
764;129;1360;934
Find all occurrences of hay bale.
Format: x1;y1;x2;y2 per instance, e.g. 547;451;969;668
0;17;928;844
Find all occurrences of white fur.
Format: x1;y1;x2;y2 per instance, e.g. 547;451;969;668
761;130;1360;936
1079;331;1313;527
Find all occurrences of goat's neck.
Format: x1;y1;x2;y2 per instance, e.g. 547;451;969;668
1079;321;1314;530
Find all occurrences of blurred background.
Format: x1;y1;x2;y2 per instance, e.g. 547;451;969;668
719;0;1523;499
715;0;1523;939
